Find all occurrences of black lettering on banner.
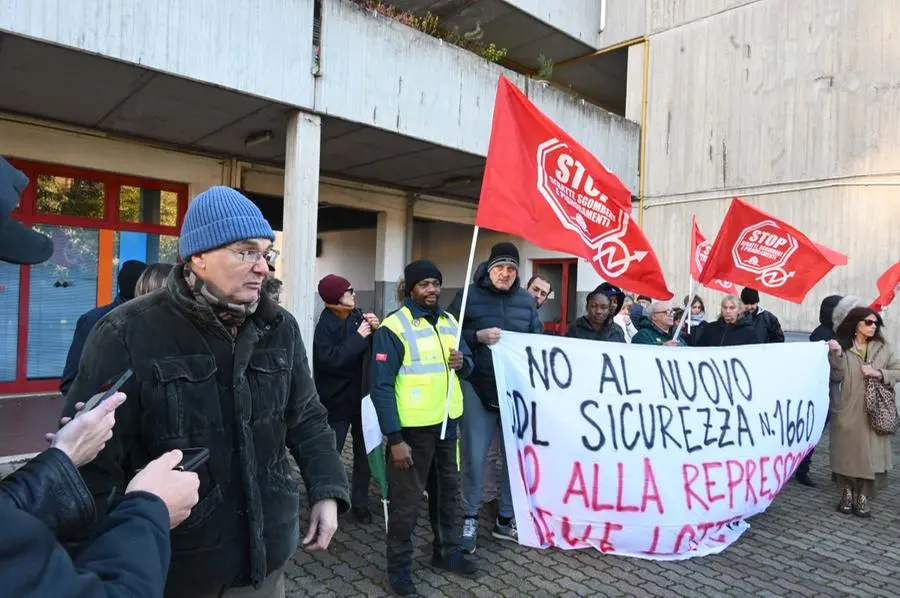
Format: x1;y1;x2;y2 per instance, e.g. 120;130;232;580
697;362;720;405
580;400;605;451
513;390;529;440
716;408;734;448
550;348;573;389
620;403;640;450
639;403;657;449
731;358;753;402
675;361;698;402
697;407;715;446
710;360;735;406
526;346;572;391
678;405;702;453
599;354;623;396
657;405;683;450
758;412;773;437
656;359;679;400
619;355;642;395
606;404;619;450
531;400;550;447
736;405;755;447
526;346;549;390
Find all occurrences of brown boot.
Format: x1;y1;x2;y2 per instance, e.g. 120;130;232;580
853;492;871;518
836;487;853;514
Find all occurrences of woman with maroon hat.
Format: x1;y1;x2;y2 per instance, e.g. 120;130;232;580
312;274;380;523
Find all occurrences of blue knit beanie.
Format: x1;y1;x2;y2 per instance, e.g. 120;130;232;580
179;186;274;259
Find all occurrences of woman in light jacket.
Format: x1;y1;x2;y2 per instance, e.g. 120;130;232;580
827;299;900;518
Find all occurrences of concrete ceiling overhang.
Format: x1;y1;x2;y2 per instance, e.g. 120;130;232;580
388;0;627;114
0;34;487;202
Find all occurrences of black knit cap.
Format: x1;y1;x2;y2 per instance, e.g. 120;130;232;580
486;242;520;270
740;287;760;305
404;260;442;296
117;260;147;300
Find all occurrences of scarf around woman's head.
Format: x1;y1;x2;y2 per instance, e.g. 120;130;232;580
183;264;259;335
690;311;706;325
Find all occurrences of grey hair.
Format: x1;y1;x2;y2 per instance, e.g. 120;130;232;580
719;294;744;318
135;263;173;297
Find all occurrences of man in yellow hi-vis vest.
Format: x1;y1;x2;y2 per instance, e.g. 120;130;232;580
370;260;477;596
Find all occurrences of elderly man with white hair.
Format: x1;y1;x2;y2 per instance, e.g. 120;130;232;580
631;299;686;346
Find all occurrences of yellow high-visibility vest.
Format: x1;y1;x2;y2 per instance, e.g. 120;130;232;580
381;306;464;427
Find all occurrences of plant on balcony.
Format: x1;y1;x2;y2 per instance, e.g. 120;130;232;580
349;0;509;64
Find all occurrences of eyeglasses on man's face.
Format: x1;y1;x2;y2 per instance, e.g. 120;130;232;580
227;246;280;268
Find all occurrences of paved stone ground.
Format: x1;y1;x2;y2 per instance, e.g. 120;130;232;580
286;432;900;597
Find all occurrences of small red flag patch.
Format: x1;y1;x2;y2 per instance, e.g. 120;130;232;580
375;353;388;362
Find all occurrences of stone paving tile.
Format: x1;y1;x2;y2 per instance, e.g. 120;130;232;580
286;431;900;596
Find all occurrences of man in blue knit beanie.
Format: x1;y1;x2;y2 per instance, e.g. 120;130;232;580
62;186;350;597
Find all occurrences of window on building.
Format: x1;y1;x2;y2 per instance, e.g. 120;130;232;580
1;159;187;394
36;175;105;219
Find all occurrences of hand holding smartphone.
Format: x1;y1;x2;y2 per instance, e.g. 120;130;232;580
75;369;134;419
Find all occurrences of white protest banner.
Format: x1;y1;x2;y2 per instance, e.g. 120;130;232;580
491;333;829;559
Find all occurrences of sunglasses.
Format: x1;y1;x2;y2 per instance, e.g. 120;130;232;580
862;319;880;327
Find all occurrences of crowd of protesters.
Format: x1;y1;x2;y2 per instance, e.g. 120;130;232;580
0;155;897;597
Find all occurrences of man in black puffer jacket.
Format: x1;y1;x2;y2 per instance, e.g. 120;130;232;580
447;242;541;554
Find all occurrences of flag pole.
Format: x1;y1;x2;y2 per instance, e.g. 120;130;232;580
674;280;698;342
441;225;480;440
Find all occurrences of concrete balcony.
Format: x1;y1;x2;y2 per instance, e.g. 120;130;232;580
0;0;639;200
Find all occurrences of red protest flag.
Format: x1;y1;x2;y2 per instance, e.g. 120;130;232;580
690;216;736;294
698;198;848;304
870;261;900;312
476;76;673;299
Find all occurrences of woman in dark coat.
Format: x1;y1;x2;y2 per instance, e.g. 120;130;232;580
695;294;760;347
313;274;379;523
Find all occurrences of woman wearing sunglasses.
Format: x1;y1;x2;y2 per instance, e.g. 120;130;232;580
827;298;900;518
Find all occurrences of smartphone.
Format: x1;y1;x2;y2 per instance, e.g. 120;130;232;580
75;369;133;418
177;448;210;472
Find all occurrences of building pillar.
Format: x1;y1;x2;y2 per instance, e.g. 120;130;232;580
374;209;407;317
281;111;321;366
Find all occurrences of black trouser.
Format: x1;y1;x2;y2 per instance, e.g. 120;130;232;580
386;424;459;573
797;448;814;476
331;412;370;510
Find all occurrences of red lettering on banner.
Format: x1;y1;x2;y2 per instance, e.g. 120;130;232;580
533;507;556;547
725;460;745;509
615;462;640;512
518;446;541;495
702;462;725;505
561;516;592;547
674;525;697;553
599;522;623;553
772;454;783;488
744;459;758;504
759;456;772;500
590;463;615;511
682;464;709;510
562;461;588;507
644;526;661;555
641;458;665;514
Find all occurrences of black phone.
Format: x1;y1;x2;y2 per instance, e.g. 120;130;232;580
75;369;133;418
177;448;210;472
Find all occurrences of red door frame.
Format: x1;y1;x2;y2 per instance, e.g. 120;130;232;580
0;158;188;395
532;258;577;336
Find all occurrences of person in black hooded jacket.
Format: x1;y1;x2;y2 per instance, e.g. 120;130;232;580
695;294;761;347
793;294;843;488
447;242;542;554
566;285;626;342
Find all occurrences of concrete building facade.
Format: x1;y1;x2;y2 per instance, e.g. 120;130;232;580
0;0;637;454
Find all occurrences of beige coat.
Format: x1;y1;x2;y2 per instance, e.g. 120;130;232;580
828;340;900;479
